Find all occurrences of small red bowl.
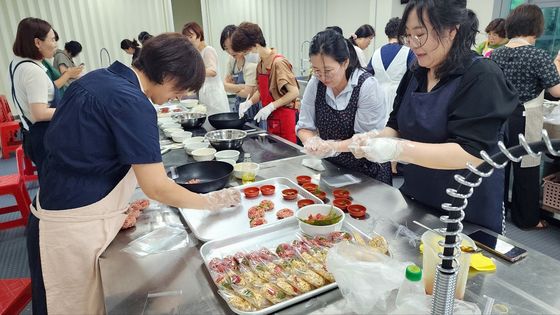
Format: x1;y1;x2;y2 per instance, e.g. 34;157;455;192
260;185;276;196
333;189;350;199
296;175;312;185
282;188;298;200
333;198;352;212
297;199;315;208
302;183;319;192
243;187;260;198
313;191;327;201
347;204;366;218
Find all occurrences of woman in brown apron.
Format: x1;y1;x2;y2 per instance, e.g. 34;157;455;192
28;34;241;314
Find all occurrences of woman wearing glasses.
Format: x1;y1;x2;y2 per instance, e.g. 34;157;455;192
296;29;391;184
349;0;519;233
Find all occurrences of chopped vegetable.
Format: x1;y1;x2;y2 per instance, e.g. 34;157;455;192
299;207;342;226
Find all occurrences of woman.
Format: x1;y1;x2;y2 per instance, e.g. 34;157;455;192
369;17;416;118
138;30;153;44
29;33;241;314
182;22;230;124
492;4;560;229
296;30;391;184
53;40;83;86
475;18;508;58
349;0;519;233
42;31;82;97
349;24;375;68
9;18;60;175
231;22;300;143
120;38;140;60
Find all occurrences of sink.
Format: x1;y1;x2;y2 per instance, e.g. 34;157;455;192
296;75;309;99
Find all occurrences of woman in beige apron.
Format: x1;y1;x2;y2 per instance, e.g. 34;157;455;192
28;33;241;315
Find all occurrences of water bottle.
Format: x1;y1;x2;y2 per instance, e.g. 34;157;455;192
241;153;255;184
395;264;424;307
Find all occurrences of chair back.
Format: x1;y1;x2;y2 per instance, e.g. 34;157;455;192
16;146;25;178
0;95;14;123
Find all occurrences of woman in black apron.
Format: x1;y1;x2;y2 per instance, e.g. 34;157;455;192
350;0;519;233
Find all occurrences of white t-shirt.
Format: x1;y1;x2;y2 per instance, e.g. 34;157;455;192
353;45;368;68
8;56;54;125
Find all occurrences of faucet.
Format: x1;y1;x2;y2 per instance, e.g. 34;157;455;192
299;40;310;77
99;48;111;67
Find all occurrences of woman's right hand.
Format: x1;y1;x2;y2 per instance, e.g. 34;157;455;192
203;188;241;211
66;66;83;78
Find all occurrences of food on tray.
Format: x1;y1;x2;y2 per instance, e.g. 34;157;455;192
333;198;351;211
186;178;201;184
296;175;312;185
332;189;350;199
233;252;250;266
248;206;265;219
121;199;151;230
347;204;367;218
312;190;327;201
284;273;313;293
250;217;267;228
276;243;297;259
369;235;389;255
276;208;294;219
218;290;256;312
299;207;343;226
232;285;271;310
260;185;276;196
259;200;275;212
293;266;326;288
253;283;289;304
328;231;353;243
302;183;318;192
274;277;301;296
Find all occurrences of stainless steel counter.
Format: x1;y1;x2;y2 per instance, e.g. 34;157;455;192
100;149;560;314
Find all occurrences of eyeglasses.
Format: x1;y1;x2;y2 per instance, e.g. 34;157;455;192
400;32;428;48
312;64;342;80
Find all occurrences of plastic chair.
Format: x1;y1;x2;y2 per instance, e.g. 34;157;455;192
0;146;31;230
0;278;31;315
0;96;22;159
18;148;37;183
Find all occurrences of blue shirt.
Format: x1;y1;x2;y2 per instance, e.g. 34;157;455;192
40;61;161;210
296;68;387;134
366;43;415;72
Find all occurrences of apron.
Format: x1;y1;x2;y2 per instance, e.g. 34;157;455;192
30;168;137;314
396;59;505;234
9;60;62;175
372;45;410;121
198;48;230;129
520;91;544;167
315;72;392;185
257;55;297;143
232;59;266;130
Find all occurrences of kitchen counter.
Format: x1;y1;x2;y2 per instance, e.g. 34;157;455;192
100;142;560;314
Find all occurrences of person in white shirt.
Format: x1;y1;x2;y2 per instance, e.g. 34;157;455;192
349;24;375;68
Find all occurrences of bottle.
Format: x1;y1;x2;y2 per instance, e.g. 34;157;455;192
395;264;424;307
241;153;256;184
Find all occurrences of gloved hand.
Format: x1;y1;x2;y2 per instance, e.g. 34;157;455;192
349;137;404;163
238;99;253;118
348;130;380;158
203;188;241;211
254;102;276;122
303;136;341;158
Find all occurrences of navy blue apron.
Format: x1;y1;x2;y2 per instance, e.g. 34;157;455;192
231;59;267;130
396;60;504;233
315;72;392;185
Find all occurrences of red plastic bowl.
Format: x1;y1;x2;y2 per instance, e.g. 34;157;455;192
347;204;366;218
297;199;315;209
282;188;298;200
333;198;352;212
260;185;276;196
313;191;327;201
296;175;312;185
243;187;260;198
333;189;350;199
302;183;319;192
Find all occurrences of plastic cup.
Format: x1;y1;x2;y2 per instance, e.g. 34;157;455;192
421;230;474;300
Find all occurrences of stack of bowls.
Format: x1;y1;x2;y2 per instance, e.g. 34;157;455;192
183;136;210;154
171;130;192;143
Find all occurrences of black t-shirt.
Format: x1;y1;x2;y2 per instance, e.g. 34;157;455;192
387;54;520;157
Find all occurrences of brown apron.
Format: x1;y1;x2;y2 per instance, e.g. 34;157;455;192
521;91;544;168
31;168;137;314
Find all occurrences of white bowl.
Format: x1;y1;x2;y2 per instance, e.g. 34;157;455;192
171;131;192;143
180;99;198;108
182;136;206;145
164;127;183;138
214;150;240;162
185;142;210;154
297;204;345;236
157;118;175;126
160;122;181;129
191;148;216;161
233;162;260;179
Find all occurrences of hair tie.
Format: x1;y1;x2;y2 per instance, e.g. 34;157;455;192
351;34;357;40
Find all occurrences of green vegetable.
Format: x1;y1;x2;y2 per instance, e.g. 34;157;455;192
298;207;342;226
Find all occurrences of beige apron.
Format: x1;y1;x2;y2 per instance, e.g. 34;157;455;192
31;168;137;314
521;91;544;168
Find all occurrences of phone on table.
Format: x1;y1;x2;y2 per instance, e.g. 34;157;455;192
468;230;527;263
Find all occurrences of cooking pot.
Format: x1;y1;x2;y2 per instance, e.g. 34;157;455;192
205;129;247;151
169;161;233;193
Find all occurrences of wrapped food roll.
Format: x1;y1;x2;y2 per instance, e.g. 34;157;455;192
282;271;313;293
253;282;289;304
218;290;255;312
232;284;271;310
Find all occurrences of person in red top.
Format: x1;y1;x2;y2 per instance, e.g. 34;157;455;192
231;22;299;143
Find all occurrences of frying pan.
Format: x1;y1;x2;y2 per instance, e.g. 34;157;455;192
170;161;233;193
208;112;246;129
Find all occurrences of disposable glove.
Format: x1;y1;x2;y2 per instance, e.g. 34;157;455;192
254;103;276;122
348;130;381;159
303;136;341;158
203;188;241;211
238;99;253;118
349;137;404;163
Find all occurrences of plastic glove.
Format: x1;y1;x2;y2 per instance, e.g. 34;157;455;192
238;99;253;118
254;103;275;122
303;136;341;158
203;188;241;211
348;130;381;159
349;137;404;163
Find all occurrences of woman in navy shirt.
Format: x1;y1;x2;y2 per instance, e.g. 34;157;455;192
28;33;241;314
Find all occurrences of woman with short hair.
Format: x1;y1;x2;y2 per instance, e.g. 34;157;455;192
475;18;508;57
53;40;83;86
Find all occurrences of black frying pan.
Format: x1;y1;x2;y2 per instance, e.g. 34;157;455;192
208;112;246;129
171;161;233;193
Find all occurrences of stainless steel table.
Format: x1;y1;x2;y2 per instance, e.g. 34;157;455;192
100;138;560;314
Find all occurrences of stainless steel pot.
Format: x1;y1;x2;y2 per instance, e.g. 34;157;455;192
172;112;206;129
205;129;247;151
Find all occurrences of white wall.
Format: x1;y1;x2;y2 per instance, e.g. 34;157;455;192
0;0;174;97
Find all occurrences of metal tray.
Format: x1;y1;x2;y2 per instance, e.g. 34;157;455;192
179;177;323;242
199;216;370;315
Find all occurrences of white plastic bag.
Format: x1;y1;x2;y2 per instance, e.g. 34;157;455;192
392;293;481;315
326;241;410;314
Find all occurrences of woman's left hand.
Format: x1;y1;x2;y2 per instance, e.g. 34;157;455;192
303;136;341;158
254;103;276;122
349;137;404;163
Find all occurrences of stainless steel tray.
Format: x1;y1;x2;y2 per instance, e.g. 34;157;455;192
179;177;323;242
199;216;370;315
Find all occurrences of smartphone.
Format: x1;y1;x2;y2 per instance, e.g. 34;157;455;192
468;230;527;263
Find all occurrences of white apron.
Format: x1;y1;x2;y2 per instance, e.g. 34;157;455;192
521;91;545;168
372;45;410;121
199;47;230;130
31;168;137;314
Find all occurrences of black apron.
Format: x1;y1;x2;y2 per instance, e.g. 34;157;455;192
396;60;504;233
9;60;61;176
315;72;392;185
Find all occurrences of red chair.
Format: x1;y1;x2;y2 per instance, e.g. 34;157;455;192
0;96;22;159
20;149;38;183
0;278;31;315
0;146;31;230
